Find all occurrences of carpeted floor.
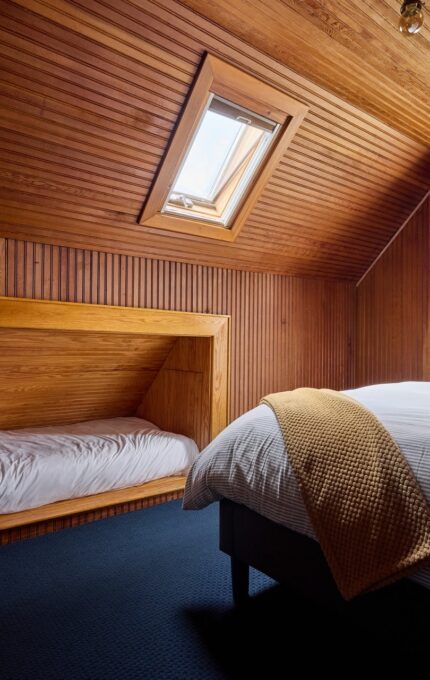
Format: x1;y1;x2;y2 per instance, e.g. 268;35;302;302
0;500;428;679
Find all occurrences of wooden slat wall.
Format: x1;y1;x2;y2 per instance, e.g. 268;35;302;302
356;196;430;385
0;0;428;279
0;238;355;420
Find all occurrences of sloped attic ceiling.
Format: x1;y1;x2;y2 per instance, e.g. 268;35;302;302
181;0;430;148
0;0;429;280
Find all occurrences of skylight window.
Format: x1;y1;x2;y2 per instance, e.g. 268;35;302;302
140;54;308;242
162;96;279;227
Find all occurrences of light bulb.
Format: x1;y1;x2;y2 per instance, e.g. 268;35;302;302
399;1;425;35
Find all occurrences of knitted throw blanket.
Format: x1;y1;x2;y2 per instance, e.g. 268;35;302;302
261;388;430;600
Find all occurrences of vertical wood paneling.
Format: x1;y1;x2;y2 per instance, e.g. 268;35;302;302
357;196;430;385
0;238;355;420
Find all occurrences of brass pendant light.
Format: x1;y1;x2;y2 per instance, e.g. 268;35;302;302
399;1;425;34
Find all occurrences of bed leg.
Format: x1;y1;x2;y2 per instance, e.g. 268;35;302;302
231;557;249;605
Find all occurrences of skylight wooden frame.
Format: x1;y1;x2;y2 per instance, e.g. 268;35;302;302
139;54;309;242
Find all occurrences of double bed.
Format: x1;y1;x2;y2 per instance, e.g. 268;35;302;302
184;381;430;601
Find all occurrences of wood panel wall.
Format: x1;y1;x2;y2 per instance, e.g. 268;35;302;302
0;238;355;421
356;195;430;385
0;329;176;428
139;337;212;448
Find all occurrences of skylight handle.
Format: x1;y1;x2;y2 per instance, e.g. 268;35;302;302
179;194;194;208
236;116;252;125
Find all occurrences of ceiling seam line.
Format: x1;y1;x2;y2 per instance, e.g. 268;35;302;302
356;188;430;288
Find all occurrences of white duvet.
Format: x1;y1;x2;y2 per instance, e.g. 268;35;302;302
0;417;199;513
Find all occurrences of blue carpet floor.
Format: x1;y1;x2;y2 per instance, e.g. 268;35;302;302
0;500;428;679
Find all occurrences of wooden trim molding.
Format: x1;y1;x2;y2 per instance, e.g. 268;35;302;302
0;476;186;532
356;189;430;287
0;487;185;546
139;53;308;242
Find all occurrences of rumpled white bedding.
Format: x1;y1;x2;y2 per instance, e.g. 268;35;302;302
0;417;198;513
183;382;430;590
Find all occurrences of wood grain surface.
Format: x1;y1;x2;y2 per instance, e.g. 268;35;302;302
0;238;356;420
0;294;229;440
0;293;229;539
356;195;430;385
0;0;427;278
181;0;430;148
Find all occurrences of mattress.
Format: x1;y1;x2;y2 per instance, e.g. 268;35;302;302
183;381;430;590
0;417;199;513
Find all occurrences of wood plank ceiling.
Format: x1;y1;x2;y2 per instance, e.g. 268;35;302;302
0;0;429;279
182;0;430;148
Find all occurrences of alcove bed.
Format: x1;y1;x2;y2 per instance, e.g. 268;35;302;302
0;297;229;544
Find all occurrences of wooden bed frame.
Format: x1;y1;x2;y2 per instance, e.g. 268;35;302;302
0;296;230;544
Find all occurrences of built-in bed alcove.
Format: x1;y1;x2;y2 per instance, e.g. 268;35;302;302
0;297;229;544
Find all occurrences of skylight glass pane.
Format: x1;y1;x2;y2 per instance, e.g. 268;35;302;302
174;111;242;200
163;95;279;227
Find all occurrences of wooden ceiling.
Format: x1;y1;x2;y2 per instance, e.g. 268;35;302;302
182;0;430;148
0;0;429;279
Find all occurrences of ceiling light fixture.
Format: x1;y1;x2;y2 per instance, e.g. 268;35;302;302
399;1;425;35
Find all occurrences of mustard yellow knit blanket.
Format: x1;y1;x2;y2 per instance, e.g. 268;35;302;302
261;388;430;600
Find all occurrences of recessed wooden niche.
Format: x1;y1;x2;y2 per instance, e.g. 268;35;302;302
139;53;308;242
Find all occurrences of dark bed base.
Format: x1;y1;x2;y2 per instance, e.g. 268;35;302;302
219;498;430;665
219;499;343;606
220;500;430;607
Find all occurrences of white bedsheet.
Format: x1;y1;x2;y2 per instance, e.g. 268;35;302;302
183;382;430;590
0;417;198;513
